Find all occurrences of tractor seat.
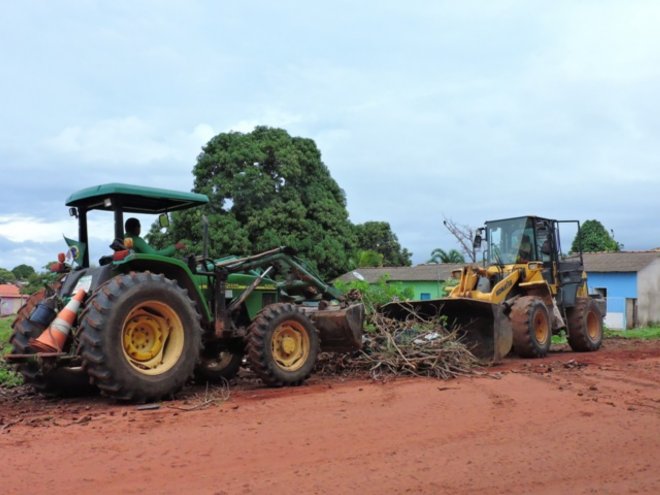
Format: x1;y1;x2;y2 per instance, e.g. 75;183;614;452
99;255;113;266
100;238;129;266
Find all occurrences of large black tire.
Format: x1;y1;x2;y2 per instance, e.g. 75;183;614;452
511;296;552;358
79;272;202;402
567;297;603;352
9;287;96;396
246;303;320;387
195;350;243;382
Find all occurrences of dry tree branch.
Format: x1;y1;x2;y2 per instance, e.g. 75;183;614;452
316;310;481;381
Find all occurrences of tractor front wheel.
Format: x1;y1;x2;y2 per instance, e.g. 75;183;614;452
567;297;603;352
80;272;202;402
511;296;552;358
246;303;319;387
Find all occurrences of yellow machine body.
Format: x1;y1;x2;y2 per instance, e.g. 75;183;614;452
383;216;602;362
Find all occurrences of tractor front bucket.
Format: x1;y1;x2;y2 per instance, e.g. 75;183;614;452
381;298;513;362
311;303;365;352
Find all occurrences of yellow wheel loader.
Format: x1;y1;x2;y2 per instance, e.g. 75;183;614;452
383;216;605;362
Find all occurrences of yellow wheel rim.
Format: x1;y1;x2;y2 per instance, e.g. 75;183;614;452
586;310;600;340
271;320;310;372
533;309;550;345
121;300;184;376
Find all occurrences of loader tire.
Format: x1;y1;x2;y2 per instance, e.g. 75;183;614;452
567;297;603;352
247;303;319;387
9;286;95;396
511;296;552;358
195;350;243;382
80;272;202;402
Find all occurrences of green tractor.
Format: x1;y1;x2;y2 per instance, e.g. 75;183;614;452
7;183;364;402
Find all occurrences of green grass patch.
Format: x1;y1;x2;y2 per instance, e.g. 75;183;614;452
552;326;660;345
551;331;567;345
604;326;660;340
0;316;23;387
0;316;14;353
0;367;22;387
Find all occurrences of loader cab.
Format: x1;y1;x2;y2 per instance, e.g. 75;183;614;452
484;216;586;307
485;216;540;265
484;215;570;267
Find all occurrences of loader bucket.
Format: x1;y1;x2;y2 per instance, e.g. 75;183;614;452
311;303;364;353
381;298;513;362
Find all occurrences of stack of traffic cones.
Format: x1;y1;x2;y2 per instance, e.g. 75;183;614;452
29;289;87;353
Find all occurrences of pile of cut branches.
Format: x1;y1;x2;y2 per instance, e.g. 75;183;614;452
316;309;481;380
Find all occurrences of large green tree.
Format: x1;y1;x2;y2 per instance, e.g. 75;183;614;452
0;268;16;284
11;264;35;280
20;267;58;295
353;221;412;266
151;127;357;278
353;249;384;268
571;219;622;253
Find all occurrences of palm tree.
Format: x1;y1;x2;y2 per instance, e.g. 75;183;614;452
348;249;384;269
427;248;465;264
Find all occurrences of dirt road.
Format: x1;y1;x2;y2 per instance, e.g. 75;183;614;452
1;339;659;494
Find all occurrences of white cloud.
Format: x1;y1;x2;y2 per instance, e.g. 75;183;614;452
0;243;59;271
45;116;169;164
537;2;660;84
189;123;215;146
227;109;304;134
0;212;170;269
0;214;78;243
44;117;215;165
2;1;658;269
0;214;123;245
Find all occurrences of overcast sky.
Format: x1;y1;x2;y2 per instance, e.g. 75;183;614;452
1;0;659;271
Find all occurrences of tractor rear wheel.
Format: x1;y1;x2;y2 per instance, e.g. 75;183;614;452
80;272;202;402
10;286;95;396
511;296;552;358
567;297;603;352
246;303;319;387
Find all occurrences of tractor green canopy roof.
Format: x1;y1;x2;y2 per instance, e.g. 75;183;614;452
66;183;209;213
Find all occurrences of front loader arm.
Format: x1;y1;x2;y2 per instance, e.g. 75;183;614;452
448;265;487;297
448;266;520;304
489;270;520;303
215;247;344;301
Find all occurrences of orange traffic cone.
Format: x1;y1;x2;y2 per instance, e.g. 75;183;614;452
29;289;87;353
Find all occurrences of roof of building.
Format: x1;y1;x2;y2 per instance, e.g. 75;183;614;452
0;284;21;297
582;251;660;273
336;251;660;283
336;263;465;283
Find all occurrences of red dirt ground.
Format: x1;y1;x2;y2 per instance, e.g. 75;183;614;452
1;338;659;495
